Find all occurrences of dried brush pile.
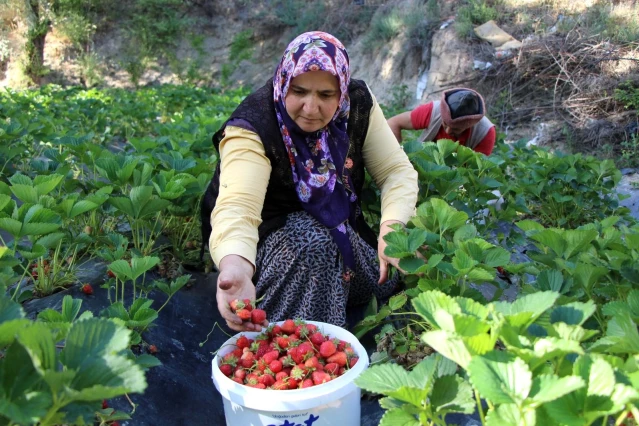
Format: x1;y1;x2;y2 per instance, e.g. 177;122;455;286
474;30;639;152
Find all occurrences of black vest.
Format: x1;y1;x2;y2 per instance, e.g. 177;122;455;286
200;78;376;255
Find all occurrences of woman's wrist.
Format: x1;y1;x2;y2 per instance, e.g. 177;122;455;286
219;254;255;277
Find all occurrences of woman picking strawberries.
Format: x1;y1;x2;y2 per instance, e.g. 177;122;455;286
203;31;418;331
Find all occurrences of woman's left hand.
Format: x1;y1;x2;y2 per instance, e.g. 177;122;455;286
378;219;404;284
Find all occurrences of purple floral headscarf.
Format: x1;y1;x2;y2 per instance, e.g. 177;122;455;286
273;31;358;280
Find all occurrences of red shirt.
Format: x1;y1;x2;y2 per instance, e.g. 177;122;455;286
410;102;495;156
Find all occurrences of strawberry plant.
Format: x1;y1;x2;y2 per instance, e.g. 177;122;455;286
516;217;639;328
355;353;474;425
383;198;511;300
499;141;630;228
357;289;639;425
0;293;153;425
106;255;160;303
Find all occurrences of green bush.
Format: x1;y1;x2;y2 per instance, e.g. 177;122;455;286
580;2;639;43
54;11;96;50
229;30;254;62
364;8;404;49
129;0;187;55
455;0;499;39
78;51;103;88
615;81;639;111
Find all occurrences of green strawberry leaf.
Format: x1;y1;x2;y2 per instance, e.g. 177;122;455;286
467;351;532;405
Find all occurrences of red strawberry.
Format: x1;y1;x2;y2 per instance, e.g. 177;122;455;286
349;357;359;368
280;354;296;368
148;344;158;354
336;339;347;351
290;365;307;380
236;335;250;350
304;324;318;334
102;400;109;409
304;356;322;371
269;324;282;337
246;373;260;386
324;362;339;375
300;378;314;388
251;309;267;324
112;422;120;426
236;309;251;321
240;352;255;368
232;377;243;385
319;340;336;358
295;324;316;338
310;332;326;347
107;270;115;278
220;364;233;376
242;299;254;311
254;383;266;389
81;284;93;295
262;350;280;364
296;343;314;362
288;334;300;344
327;352;347;367
222;353;238;366
311;371;331;385
256;358;269;372
258;374;275;387
229;299;243;311
255;342;270;359
234;369;246;380
231;348;243;358
275;336;290;350
280;319;297;335
230;299;252;312
268;360;283;374
272;379;289;390
286;377;299;389
275;371;288;381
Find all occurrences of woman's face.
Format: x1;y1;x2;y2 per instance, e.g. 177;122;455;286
285;71;340;132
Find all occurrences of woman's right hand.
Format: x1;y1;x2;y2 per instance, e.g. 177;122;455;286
216;255;267;332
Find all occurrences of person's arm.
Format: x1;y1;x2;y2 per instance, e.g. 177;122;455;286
362;89;419;284
473;126;496;156
210;125;271;331
386;111;413;143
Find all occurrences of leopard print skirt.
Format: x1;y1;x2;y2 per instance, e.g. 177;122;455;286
254;211;399;327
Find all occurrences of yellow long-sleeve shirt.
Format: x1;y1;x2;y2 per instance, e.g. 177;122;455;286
209;90;418;268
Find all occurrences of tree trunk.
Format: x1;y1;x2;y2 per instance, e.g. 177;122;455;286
22;0;51;82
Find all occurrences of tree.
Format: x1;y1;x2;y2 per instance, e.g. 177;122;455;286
20;0;54;82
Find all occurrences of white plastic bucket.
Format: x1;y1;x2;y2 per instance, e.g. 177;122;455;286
211;320;369;426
